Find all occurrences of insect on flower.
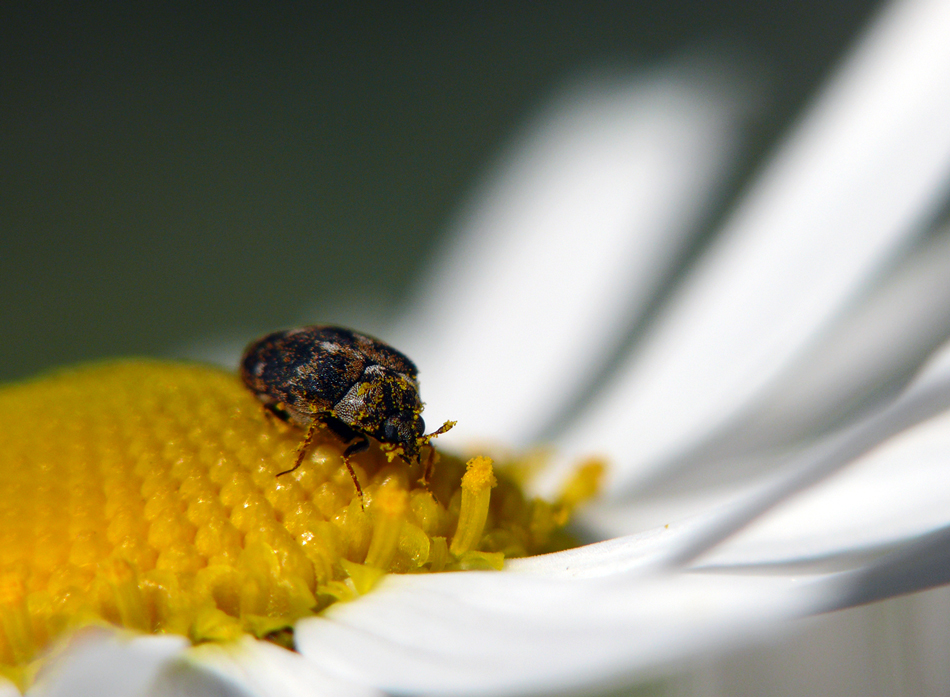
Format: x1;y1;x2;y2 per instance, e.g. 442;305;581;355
240;325;455;505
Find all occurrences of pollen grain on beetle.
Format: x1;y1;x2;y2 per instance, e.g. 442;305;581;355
0;360;593;688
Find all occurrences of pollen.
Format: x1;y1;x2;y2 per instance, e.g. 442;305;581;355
0;360;588;686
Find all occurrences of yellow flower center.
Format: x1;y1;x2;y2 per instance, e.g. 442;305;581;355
0;360;601;687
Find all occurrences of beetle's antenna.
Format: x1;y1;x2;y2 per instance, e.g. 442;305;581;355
418;420;456;487
421;419;456;446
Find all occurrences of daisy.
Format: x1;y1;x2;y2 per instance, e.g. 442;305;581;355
7;0;950;694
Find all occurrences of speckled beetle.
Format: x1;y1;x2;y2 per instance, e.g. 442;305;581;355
240;325;454;504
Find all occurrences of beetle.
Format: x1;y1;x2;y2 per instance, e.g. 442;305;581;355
240;325;454;504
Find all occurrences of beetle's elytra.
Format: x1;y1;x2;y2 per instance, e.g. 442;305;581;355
240;325;453;504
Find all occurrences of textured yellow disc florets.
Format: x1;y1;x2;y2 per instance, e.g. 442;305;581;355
0;360;591;685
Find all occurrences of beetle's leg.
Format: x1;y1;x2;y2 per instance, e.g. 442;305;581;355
420;444;438;488
343;434;369;458
342;435;368;509
276;418;323;477
301;415;366;509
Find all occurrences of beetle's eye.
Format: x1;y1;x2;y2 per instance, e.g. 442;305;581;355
415;416;425;437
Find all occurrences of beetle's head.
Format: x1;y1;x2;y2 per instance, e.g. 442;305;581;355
355;367;426;462
381;411;426;462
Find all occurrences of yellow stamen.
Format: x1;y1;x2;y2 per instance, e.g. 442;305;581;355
449;456;497;556
554;458;606;526
364;479;408;570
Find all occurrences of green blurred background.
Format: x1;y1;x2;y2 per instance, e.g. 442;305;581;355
1;1;882;381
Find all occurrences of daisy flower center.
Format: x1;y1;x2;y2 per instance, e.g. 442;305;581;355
0;360;600;687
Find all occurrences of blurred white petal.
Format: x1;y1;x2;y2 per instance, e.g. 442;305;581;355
549;0;950;495
713;228;950;452
688;585;950;697
173;637;382;697
698;398;950;570
583;331;950;549
583;228;950;535
29;631;188;697
834;522;950;608
394;60;756;448
148;660;254;697
632;225;950;496
23;631;380;697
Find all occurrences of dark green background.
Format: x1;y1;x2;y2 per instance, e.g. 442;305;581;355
1;2;882;381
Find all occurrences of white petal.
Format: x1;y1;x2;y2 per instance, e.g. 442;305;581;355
576;227;950;538
693;382;950;571
719;228;950;452
28;629;188;697
175;637;381;697
624;226;950;503
684;583;950;696
550;0;950;495
580;336;950;559
833;522;950;609
146;661;254;697
501;512;733;579
295;569;830;696
24;630;379;697
393;61;755;448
